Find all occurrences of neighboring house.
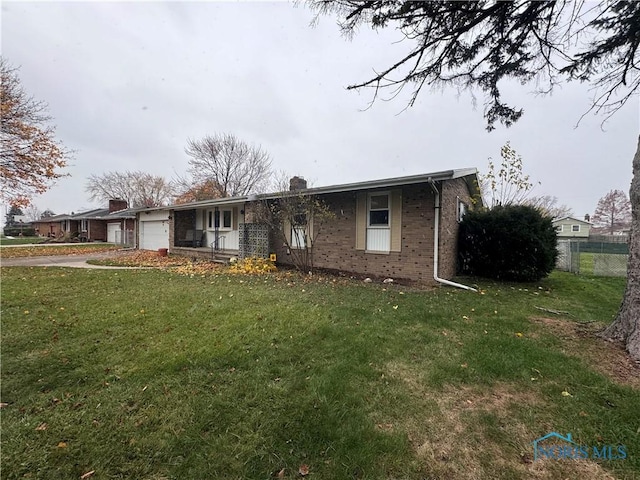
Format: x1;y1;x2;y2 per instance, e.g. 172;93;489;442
552;216;591;238
137;168;480;284
33;213;74;238
33;199;135;244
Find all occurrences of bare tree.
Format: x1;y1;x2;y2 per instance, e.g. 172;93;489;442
184;133;272;197
481;142;534;208
591;189;632;234
1;57;70;207
312;0;640;361
23;204;42;222
524;195;574;220
86;170;175;208
256;174;334;273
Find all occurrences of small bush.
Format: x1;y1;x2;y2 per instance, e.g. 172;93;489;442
228;256;277;274
458;205;557;282
3;227;36;237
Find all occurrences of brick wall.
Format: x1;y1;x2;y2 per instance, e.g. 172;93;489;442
272;178;474;284
168;210;175;250
272;183;436;283
439;177;474;279
88;220;107;241
108;199;128;213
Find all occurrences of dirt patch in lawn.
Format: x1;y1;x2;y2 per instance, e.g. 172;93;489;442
530;317;640;389
378;361;618;479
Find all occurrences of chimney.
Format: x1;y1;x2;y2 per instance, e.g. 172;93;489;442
289;176;307;191
109;199;128;213
584;214;590;222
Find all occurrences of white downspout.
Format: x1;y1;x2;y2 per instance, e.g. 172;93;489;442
429;180;477;292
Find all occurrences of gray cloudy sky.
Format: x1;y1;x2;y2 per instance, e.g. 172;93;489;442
2;1;638;219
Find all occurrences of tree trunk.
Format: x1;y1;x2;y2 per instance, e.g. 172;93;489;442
600;135;640;363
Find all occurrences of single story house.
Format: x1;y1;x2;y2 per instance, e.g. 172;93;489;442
136;168;480;285
33;213;75;238
552;216;592;239
33;199;136;245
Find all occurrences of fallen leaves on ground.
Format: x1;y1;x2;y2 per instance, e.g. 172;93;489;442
228;257;277;274
93;250;189;267
298;464;310;476
1;245;121;258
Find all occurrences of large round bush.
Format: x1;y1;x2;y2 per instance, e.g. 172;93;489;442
458;205;557;282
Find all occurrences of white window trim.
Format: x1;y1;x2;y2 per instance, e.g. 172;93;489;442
368;191;391;229
572;224;580;232
207;208;234;231
457;197;468;223
291;225;307;249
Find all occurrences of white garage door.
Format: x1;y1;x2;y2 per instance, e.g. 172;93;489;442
107;223;121;243
140;220;169;250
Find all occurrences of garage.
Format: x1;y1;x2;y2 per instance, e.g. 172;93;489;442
139;219;169;251
107;223;121;243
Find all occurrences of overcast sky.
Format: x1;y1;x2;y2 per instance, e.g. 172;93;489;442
2;1;638;221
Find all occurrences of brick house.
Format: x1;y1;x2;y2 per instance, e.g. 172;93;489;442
33;199;135;244
138;169;480;285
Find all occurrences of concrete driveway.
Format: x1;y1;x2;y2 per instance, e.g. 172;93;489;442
0;250;137;269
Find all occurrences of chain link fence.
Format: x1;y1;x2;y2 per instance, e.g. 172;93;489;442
556;239;629;277
115;229;135;247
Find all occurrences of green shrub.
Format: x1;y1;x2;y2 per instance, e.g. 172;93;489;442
458;205;557;282
3;227;36;237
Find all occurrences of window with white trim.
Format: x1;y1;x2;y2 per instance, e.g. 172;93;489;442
367;193;391;252
457;198;468;222
290;212;307;249
369;194;389;227
80;219;88;232
572;225;580;232
207;209;233;230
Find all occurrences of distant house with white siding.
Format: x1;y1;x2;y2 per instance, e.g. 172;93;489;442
552;216;591;239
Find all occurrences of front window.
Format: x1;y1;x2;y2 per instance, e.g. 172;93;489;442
208;209;233;230
572;225;580;232
223;210;232;229
291;212;307;249
369;194;389;227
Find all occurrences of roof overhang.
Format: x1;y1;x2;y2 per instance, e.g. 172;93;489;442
136;168;480;212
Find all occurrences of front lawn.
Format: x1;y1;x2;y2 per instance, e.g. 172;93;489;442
0;236;46;246
1;268;637;479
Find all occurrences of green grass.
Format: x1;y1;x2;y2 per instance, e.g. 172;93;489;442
0;236;46;246
1;268;638;479
579;252;628;277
